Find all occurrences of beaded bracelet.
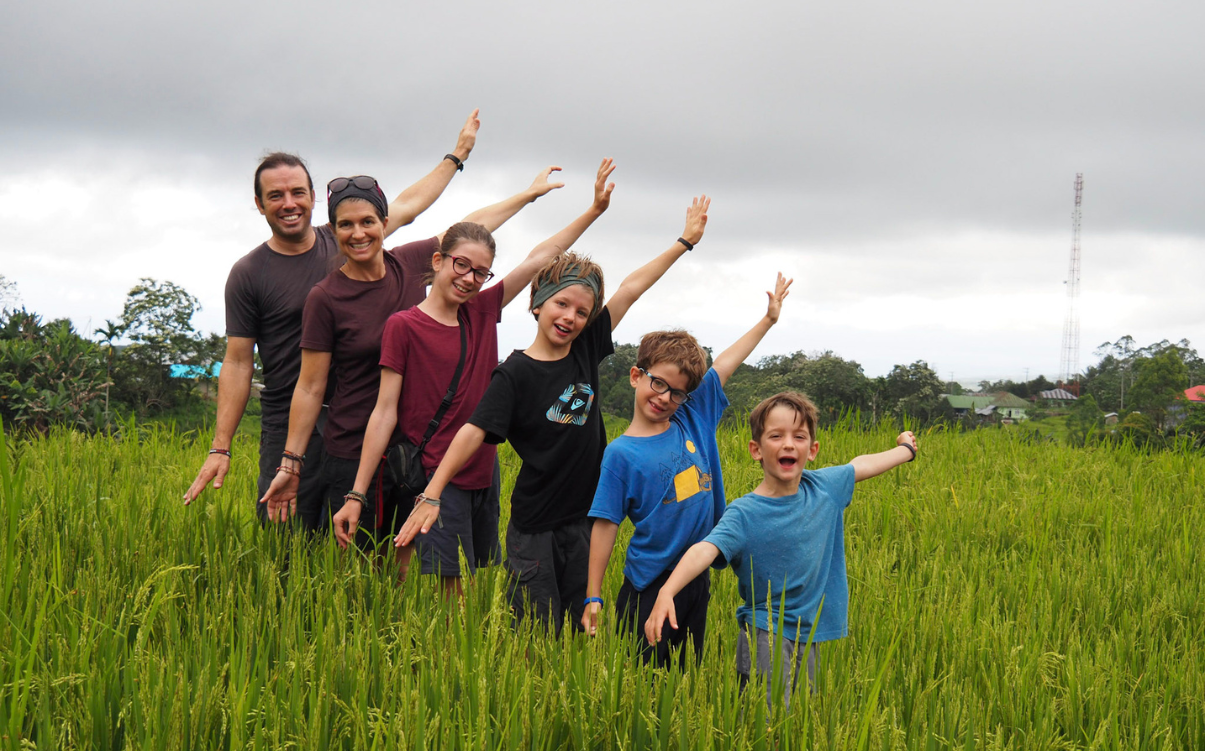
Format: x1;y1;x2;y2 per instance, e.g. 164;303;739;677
281;450;306;466
275;464;300;477
343;490;369;506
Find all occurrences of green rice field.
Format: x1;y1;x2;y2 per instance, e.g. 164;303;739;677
1;418;1202;749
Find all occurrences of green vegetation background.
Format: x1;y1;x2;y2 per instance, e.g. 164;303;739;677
2;415;1202;750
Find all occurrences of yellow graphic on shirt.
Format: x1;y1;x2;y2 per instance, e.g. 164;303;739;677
673;466;701;501
685;440;696;453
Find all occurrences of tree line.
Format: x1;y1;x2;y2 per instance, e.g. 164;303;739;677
3;273;1202;448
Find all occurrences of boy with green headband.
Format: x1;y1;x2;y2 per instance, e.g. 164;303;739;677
398;195;711;633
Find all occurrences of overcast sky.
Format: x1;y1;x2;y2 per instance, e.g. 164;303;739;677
2;0;1202;385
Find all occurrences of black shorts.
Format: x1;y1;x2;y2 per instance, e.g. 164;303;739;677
257;422;325;532
618;567;710;668
504;517;591;635
416;460;502;577
318;452;406;551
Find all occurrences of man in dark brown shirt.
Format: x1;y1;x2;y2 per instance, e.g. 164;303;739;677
181;110;491;527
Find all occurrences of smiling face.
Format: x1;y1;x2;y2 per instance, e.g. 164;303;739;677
332;198;385;264
532;283;597;349
749;404;820;486
255;164;314;243
432;240;494;304
629;362;689;424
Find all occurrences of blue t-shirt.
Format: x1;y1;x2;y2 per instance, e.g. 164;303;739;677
705;464;857;642
588;368;729;591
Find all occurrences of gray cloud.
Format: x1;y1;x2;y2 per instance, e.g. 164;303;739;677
2;0;1203;380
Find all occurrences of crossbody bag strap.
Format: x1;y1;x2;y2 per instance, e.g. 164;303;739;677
417;310;469;453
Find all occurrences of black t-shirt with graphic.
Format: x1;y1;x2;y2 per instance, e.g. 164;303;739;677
469;307;615;534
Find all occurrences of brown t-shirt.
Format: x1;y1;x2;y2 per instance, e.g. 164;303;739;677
300;238;435;459
225;225;342;429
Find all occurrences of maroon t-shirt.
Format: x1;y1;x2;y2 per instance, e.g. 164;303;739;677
379;282;504;490
299;238;436;459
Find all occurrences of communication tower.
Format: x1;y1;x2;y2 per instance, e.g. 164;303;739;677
1058;174;1084;388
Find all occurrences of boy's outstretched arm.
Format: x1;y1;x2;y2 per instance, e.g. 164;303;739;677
582;519;620;636
384;109;480;237
501;159;616;307
850;431;918;482
394;423;489;546
644;541;721;646
605;195;710;331
711;272;793;387
453;164;566;237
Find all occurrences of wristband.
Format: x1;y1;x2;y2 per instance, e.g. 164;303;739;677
344;490;369;507
412;493;444;529
443;153;464;172
900;443;916;462
282;450;305;466
584;596;603;607
209;448;231;458
275;464;300;477
676;237;695;251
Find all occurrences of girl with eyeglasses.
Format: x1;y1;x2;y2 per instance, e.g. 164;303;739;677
261;165;568;549
337;159;617;592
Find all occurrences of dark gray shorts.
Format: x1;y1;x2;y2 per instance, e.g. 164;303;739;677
736;625;818;711
504;517;591;634
257;418;325;532
415;460;502;577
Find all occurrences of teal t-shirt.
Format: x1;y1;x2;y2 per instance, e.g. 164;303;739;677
705;464;856;641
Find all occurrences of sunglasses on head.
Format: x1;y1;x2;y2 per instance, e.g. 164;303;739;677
326;175;380;198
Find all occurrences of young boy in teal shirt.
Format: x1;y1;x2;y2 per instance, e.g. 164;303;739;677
583;274;792;666
646;391;917;707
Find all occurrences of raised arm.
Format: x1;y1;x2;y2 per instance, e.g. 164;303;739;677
500;158;616;307
394;422;488;546
644;541;721;645
184;335;255;503
330;368;403;549
452;165;566;238
383;109;481;237
259;349;330;521
605;195;709;330
850;431;918;482
711;273;793;386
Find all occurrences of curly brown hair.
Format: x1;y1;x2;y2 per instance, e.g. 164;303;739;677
636;330;708;392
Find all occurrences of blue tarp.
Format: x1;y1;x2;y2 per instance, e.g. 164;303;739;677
170;362;222;379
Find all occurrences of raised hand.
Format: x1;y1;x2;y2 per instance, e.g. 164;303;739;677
681;195;710;246
529;166;566;199
766;272;793;325
259;470;299;523
897;431;918;453
592;158;617;213
183;452;230;504
453;108;481;159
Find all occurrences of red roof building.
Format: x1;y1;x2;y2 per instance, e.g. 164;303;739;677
1185;385;1205;402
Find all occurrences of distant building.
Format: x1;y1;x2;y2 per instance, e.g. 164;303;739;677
1185;385;1205;402
1104;412;1119;425
945;392;1030;421
1038;388;1077;402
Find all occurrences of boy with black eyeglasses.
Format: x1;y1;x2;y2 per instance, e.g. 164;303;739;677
582;273;792;666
